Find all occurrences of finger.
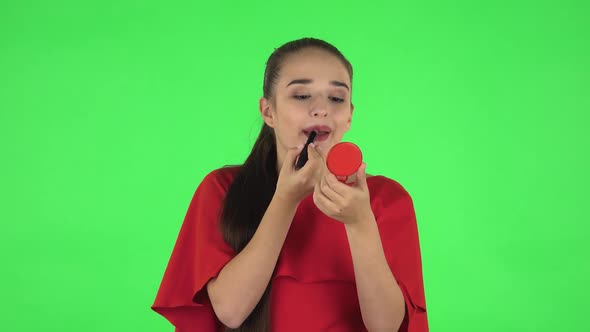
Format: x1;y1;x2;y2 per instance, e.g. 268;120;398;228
299;143;323;173
355;162;369;190
315;143;328;160
293;144;305;160
320;174;345;203
306;144;327;177
306;143;318;163
314;186;342;216
287;144;305;169
326;172;352;196
295;143;316;174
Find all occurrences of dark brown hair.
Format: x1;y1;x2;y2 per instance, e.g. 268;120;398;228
219;37;353;332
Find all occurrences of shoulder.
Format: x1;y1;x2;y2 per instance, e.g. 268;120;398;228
366;175;418;224
366;174;412;205
199;165;242;193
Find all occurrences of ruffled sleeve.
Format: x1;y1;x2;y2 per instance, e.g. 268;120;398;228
373;177;429;332
151;169;236;332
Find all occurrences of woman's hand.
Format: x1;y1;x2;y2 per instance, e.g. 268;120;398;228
313;162;373;225
275;143;325;205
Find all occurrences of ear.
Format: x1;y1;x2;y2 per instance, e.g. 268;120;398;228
345;103;354;132
259;97;276;128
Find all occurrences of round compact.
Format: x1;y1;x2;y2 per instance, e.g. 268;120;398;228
326;142;363;184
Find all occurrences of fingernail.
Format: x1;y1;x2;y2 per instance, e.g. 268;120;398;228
297;144;303;149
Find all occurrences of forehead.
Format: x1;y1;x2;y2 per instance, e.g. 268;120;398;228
278;48;350;86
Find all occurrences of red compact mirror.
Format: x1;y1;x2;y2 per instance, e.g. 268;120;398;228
326;142;363;184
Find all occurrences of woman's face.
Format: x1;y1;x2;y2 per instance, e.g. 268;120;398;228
260;47;354;169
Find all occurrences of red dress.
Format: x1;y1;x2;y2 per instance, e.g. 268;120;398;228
151;166;428;331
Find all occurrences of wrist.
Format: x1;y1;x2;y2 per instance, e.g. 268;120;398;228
271;192;300;210
345;211;376;232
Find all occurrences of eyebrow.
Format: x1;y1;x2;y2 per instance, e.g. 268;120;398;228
286;79;350;91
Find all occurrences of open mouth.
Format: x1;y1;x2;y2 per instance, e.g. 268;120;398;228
303;130;330;136
303;130;330;141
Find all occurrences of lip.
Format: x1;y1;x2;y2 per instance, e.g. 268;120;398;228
302;131;330;143
309;131;330;142
302;125;332;135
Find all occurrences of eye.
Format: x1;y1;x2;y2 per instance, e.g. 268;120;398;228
293;95;311;100
329;97;345;103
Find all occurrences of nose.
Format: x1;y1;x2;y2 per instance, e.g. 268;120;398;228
312;109;327;117
311;97;328;118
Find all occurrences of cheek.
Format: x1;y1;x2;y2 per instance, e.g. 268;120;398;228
335;112;352;130
274;113;305;144
281;108;307;128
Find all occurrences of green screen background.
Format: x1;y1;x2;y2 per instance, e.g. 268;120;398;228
1;0;588;331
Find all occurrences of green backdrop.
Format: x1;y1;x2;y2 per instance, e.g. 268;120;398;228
1;0;588;331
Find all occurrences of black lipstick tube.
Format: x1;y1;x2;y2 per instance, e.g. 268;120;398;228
294;131;317;170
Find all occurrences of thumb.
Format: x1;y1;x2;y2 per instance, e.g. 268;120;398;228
286;144;305;167
355;162;368;190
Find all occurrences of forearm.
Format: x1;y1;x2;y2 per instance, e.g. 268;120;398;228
345;216;405;332
207;195;298;328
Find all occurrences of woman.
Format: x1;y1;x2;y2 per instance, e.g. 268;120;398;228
151;37;428;332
